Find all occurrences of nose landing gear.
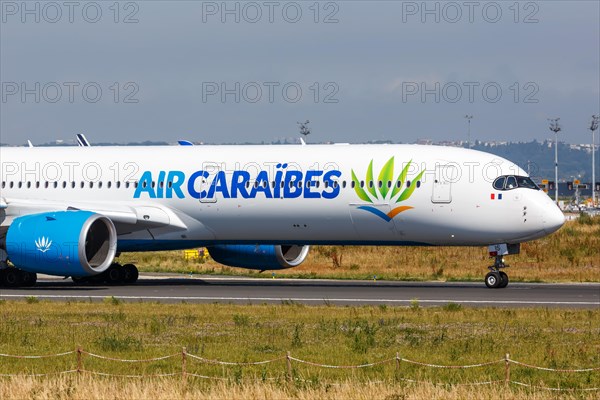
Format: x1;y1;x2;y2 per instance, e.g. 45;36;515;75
485;255;509;288
484;244;519;289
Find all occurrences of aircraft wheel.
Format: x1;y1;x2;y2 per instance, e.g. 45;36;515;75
3;269;22;288
22;271;37;287
122;264;139;285
106;264;124;285
484;271;501;289
498;272;509;288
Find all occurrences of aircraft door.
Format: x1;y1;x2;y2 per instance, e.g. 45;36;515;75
193;163;220;203
431;165;457;204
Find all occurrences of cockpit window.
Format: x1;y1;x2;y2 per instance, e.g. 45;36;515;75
493;175;540;191
515;176;539;190
493;176;506;190
505;176;517;189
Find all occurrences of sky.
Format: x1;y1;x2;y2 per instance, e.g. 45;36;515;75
1;0;599;145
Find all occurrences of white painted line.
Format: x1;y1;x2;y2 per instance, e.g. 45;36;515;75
0;294;597;306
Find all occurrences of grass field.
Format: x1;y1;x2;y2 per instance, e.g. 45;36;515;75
0;378;597;400
119;214;600;283
0;301;598;399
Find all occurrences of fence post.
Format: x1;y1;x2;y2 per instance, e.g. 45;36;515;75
505;353;510;384
395;352;400;378
182;347;187;384
76;347;83;375
286;351;292;382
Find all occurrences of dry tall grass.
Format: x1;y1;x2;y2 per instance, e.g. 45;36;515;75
120;216;600;282
0;377;597;400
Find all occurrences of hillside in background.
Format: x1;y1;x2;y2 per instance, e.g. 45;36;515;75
1;139;596;182
472;140;595;182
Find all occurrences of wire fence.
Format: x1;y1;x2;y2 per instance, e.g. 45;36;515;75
0;349;598;392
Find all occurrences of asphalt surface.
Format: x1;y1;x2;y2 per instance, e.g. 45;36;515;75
1;274;598;308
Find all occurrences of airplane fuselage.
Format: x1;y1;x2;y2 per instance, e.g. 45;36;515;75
0;144;564;252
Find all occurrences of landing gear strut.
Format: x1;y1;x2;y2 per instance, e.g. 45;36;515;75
484;255;509;289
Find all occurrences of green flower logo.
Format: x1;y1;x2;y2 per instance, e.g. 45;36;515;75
351;157;424;221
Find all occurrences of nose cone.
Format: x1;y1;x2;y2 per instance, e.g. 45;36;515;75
544;203;565;235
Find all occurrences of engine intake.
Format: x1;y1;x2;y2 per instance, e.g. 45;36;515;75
207;244;309;270
5;211;117;277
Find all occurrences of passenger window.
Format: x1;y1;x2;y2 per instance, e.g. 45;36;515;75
342;181;347;189
506;176;517;189
117;182;121;189
493;177;506;190
108;181;112;189
406;181;411;188
53;182;58;188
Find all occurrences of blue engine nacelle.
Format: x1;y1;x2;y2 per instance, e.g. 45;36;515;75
5;211;117;277
207;245;310;270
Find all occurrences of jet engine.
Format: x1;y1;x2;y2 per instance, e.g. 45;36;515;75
4;211;117;277
207;244;309;270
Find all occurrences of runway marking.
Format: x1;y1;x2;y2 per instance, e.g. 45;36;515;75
0;294;597;306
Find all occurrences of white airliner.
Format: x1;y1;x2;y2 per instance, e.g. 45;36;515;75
0;144;564;288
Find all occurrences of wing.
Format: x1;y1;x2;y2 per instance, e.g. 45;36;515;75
0;197;188;235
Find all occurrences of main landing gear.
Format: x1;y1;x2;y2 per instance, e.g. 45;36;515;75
0;268;37;288
71;263;139;286
484;255;509;289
